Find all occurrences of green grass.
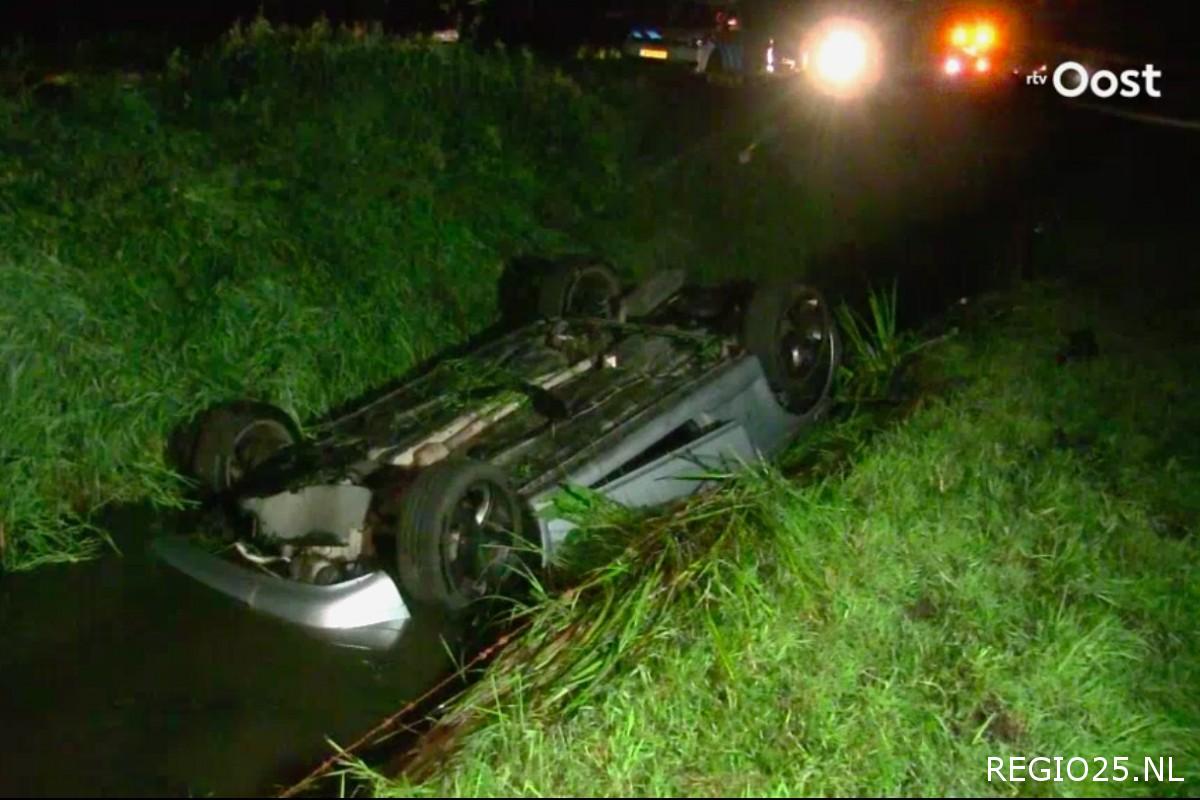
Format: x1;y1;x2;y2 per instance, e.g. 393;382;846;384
345;279;1199;796
835;281;928;406
0;21;643;570
0;19;859;571
6;18;1195;795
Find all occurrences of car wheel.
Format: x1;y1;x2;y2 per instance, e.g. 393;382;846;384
537;259;622;320
742;281;841;421
394;459;532;611
188;401;300;495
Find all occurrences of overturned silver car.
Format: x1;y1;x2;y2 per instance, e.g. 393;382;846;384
154;263;840;643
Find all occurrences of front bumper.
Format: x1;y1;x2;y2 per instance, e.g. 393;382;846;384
152;536;410;645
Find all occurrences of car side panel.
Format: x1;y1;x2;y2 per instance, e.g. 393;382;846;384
598;420;755;507
532;354;802;560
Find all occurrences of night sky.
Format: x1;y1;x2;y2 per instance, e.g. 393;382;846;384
0;2;1192;76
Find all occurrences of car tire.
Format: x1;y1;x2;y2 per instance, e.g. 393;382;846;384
537;259;622;320
187;401;300;495
394;459;532;611
742;281;841;421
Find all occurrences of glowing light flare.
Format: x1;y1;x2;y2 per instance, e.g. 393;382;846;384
815;30;868;84
944;56;963;75
946;20;1000;54
975;56;990;73
974;23;996;49
802;16;883;98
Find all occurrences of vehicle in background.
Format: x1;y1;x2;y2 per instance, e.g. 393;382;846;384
754;1;1054;98
623;0;1056;96
924;2;1040;88
623;0;739;69
687;1;904;92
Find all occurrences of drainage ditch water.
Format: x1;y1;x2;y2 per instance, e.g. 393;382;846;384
0;507;461;797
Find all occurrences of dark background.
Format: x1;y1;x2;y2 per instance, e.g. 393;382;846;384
0;1;1193;61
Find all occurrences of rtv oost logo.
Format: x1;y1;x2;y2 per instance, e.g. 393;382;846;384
1026;61;1163;98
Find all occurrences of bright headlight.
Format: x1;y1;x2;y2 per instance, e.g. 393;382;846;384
816;30;867;84
803;17;883;98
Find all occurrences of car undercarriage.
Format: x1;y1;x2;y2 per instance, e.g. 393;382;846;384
156;263;841;631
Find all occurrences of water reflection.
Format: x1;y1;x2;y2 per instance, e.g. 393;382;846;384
0;508;459;797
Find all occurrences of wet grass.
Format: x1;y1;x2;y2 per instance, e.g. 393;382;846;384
347;279;1199;796
0;21;640;570
834;280;929;407
0;20;869;572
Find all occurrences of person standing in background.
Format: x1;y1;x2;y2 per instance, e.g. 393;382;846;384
714;9;743;75
695;9;720;73
715;0;778;78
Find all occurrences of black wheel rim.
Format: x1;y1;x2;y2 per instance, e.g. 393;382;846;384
564;268;618;319
440;480;521;601
776;291;835;411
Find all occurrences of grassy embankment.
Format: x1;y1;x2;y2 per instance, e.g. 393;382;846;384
2;21;828;571
0;22;632;569
7;16;1195;797
347;276;1199;797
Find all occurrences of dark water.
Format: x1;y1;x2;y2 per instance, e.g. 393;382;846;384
0;509;458;797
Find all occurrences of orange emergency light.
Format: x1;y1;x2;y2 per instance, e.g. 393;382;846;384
946;19;1001;55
